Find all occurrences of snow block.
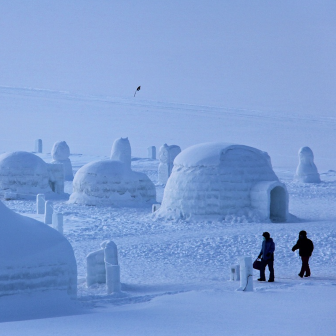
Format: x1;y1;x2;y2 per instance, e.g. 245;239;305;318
51;141;74;181
46;163;64;194
106;265;121;294
36;194;45;214
44;201;53;224
86;249;105;287
158;144;181;185
52;212;63;234
294;147;321;183
237;256;253;291
35;139;42;153
156;142;289;222
147;146;156;160
0;200;77;298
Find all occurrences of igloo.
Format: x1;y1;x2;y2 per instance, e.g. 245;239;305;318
69;138;156;206
156;142;289;222
51;141;74;181
0;151;64;199
294;147;321;183
0;200;77;297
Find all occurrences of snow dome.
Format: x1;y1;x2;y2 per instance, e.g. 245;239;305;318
156;142;289;222
69;138;156;206
0;151;64;198
0;200;77;297
294;147;321;183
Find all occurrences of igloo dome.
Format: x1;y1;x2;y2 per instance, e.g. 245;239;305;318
0;151;64;198
156;142;289;222
0;200;77;297
69;138;156;206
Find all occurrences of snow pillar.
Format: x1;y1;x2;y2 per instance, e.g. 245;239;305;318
147;146;156;159
52;212;63;234
44;201;53;224
36;194;45;214
230;264;240;281
158;144;181;184
35;139;42;153
237;256;253;291
86;249;105;287
104;241;121;294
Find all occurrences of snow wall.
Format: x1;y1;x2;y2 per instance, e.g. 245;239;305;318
70;160;156;206
0;151;65;199
0;201;77;297
156;142;289;222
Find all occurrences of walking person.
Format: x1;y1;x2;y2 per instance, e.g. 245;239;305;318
257;232;275;282
292;230;314;278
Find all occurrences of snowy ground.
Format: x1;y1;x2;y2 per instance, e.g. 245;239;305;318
0;153;336;335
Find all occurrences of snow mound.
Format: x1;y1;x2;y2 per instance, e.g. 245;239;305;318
0;200;77;297
0;151;52;198
156;142;289;222
69;160;156;206
294;146;321;183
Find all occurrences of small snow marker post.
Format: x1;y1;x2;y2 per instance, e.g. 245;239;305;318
237;256;253;291
36;194;45;214
52;212;63;234
35;139;42;153
134;85;141;97
104;241;121;294
44;201;53;224
230;264;240;281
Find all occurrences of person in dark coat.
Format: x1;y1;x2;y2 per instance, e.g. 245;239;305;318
292;230;314;278
257;232;275;282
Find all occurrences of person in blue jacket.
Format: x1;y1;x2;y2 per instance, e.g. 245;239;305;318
257;232;275;282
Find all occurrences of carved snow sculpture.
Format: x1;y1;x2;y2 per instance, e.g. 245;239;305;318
0;200;77;297
0;151;64;199
70;138;156;206
52;212;63;234
110;137;131;168
51;141;73;181
86;240;121;294
237;256;253;291
156;142;289;222
36;194;45;214
147;146;156;160
158;144;181;185
35;139;42;153
294;147;321;183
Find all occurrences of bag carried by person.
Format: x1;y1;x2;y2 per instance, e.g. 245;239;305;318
253;259;261;270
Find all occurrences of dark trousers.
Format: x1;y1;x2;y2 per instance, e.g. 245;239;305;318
260;259;274;281
299;256;311;276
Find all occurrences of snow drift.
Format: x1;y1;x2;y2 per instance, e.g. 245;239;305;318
156;142;289;222
0;200;77;297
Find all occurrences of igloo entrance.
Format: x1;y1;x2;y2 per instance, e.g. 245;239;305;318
270;186;287;223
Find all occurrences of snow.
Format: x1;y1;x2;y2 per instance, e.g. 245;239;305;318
51;141;73;181
69;160;156;207
110;138;132;168
0;2;336;334
157;142;288;221
0;200;77;298
294;146;321;183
